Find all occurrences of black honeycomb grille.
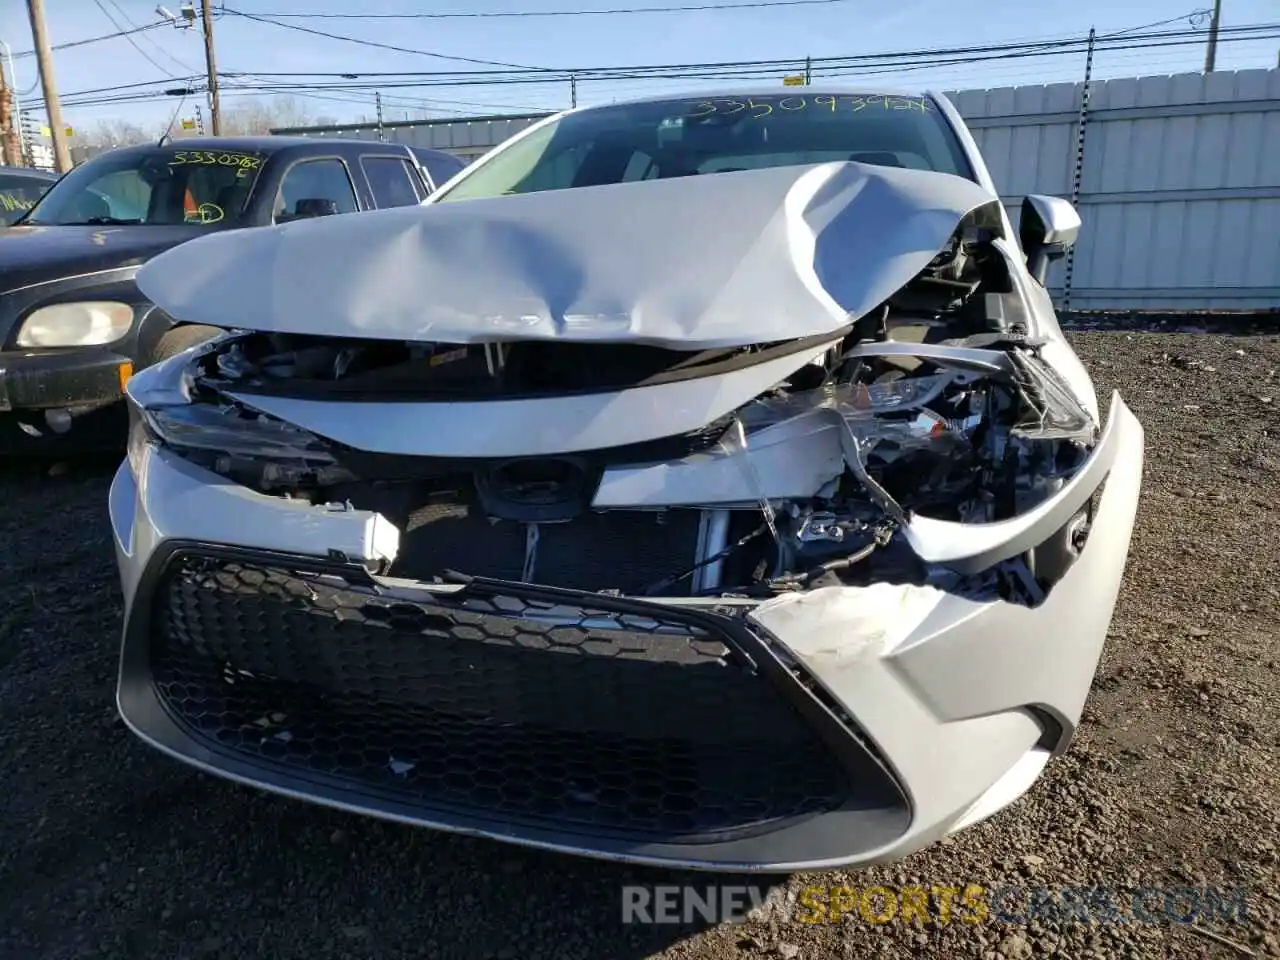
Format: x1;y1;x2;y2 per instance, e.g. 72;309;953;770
148;554;852;842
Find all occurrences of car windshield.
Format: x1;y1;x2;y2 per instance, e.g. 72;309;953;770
21;147;266;226
435;92;971;203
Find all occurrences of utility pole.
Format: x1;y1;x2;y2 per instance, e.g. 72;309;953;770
200;0;221;134
570;73;577;109
1204;0;1223;72
25;0;71;172
0;62;19;166
0;40;24;166
804;56;811;85
375;91;386;141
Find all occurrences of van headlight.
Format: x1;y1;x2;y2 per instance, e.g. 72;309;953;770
15;301;134;347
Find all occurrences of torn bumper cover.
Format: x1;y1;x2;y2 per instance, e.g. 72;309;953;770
110;390;1142;871
110;160;1145;870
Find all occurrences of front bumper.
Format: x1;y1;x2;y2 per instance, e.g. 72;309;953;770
109;396;1144;871
0;347;132;451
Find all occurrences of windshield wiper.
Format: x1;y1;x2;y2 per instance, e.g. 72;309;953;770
62;216;144;225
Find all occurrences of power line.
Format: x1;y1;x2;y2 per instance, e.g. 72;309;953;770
103;0;200;73
220;24;1280;90
219;74;548;113
221;8;552;71
815;31;1250;78
9;21;172;59
42;21;1280;110
223;87;549;117
224;20;1134;80
1098;8;1214;37
233;0;853;18
91;0;178;78
210;34;1280;93
216;21;1279;85
60;77;201;100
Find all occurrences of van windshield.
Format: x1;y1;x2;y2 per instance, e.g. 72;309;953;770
22;147;266;226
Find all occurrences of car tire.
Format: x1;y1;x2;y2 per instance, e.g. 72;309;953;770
148;324;223;364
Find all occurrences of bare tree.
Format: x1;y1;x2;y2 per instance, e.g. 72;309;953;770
219;96;319;135
80;119;152;149
74;97;336;162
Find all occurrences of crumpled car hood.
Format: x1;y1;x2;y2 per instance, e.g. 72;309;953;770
135;161;998;349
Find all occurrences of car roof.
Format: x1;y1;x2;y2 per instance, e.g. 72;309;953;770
100;136;412;156
570;85;939;112
409;146;463;160
0;165;58;180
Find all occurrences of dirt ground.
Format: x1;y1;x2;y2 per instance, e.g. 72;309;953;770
0;330;1276;959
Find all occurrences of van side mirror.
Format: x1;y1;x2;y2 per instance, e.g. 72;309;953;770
1020;195;1081;285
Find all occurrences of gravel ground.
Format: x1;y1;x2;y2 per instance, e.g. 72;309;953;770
1;330;1277;960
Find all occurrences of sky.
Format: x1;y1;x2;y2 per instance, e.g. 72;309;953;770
1;0;1278;134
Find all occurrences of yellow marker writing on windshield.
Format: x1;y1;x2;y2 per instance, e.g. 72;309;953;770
169;151;263;177
0;193;36;212
186;203;224;225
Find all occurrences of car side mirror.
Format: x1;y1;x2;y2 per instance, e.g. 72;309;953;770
293;197;340;219
1019;195;1081;285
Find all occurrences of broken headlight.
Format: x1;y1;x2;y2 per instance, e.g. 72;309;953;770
127;399;356;490
709;348;1097;596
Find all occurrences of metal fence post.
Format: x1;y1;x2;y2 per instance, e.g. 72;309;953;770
1062;27;1095;313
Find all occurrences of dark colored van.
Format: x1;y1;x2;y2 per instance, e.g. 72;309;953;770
0;137;461;451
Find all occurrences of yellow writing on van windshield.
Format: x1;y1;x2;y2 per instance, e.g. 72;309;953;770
0;192;37;213
169;151;263;179
183;202;225;225
685;94;931;119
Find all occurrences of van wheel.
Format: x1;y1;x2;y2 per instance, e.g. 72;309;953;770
148;324;223;364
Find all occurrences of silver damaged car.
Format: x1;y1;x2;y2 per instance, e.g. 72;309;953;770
110;90;1145;871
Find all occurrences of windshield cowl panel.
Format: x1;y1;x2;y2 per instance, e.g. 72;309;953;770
23;147;266;228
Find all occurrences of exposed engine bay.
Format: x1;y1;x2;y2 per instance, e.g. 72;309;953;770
133;214;1099;608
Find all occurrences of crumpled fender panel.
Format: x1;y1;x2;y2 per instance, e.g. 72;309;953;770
135;161;998;349
745;395;1144;841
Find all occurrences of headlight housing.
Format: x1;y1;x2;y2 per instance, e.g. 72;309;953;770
15;301;134;348
131;398;356;490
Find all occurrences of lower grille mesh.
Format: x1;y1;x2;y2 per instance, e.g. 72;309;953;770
148;554;852;841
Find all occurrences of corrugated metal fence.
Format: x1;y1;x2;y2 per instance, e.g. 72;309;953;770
276;67;1280;311
286;114;546;161
950;68;1280;310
